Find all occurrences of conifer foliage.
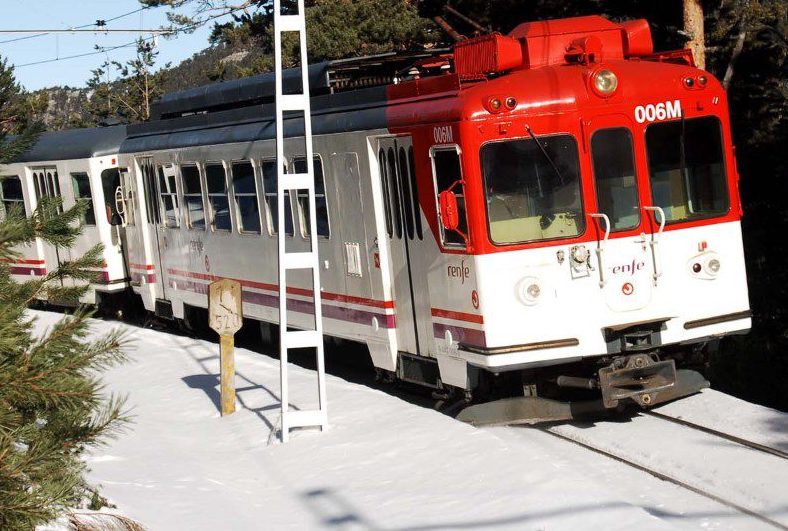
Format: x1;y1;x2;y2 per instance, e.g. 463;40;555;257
0;57;129;530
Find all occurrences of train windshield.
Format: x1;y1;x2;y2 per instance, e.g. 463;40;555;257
481;134;584;244
591;128;640;231
646;116;728;223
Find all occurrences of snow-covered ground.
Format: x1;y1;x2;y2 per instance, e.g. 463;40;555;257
30;310;788;530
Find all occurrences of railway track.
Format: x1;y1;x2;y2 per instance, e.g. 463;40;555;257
643;409;788;461
536;414;788;530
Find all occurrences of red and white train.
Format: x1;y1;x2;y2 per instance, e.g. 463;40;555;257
1;15;751;422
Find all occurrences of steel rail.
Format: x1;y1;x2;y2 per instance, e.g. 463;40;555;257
643;410;788;460
540;427;788;530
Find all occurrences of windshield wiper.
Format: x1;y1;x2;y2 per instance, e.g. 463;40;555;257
525;124;565;185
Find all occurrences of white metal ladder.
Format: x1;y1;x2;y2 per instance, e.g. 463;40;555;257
273;0;327;442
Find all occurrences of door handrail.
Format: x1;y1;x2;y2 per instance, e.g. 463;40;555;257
589;212;610;287
643;206;666;241
642;206;666;285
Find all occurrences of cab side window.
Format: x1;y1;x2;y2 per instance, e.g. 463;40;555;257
0;176;25;219
430;147;467;247
70;172;96;225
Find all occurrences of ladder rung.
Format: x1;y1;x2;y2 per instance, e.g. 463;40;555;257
279;173;312;191
285;409;327;429
279;94;308;111
283;330;321;349
283;251;317;270
276;15;304;33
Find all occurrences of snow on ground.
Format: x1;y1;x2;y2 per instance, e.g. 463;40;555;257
654;388;788;452
29;310;788;530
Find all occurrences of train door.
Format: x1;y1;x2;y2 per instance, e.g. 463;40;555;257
586;115;653;312
377;137;432;356
138;158;169;302
31;167;70;285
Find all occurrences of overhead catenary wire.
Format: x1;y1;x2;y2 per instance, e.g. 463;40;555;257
0;5;152;45
10;7;248;69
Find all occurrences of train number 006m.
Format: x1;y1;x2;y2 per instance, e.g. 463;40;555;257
634;100;682;124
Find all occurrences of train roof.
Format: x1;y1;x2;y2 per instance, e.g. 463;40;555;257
12;125;127;163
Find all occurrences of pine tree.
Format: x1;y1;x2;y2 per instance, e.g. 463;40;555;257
0;57;43;164
85;39;170;125
0;56;129;530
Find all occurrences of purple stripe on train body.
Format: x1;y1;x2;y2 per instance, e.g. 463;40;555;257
433;322;487;348
10;266;47;276
243;288;396;328
172;280;397;328
134;272;157;284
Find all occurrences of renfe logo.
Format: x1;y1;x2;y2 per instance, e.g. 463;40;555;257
447;259;470;284
634;100;682;124
610;259;646;276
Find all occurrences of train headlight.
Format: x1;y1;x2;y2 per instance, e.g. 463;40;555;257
517;277;543;306
706;258;721;275
592;69;618;97
527;283;541;299
570;245;590;264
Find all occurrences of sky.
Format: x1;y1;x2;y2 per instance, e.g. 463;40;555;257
0;0;230;91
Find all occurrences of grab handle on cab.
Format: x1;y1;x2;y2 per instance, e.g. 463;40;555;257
643;206;666;285
589;213;611;288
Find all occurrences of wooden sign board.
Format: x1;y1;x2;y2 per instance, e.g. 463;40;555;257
209;279;243;336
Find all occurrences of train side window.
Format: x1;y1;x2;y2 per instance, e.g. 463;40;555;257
140;161;161;224
34;168;62;214
0;176;26;219
205;162;231;232
408;146;423;240
386;147;402;239
33;172;43;202
181;164;205;230
157;166;180;228
47;170;63;214
293;156;330;238
398;146;415;240
261;159;294;236
101;168;122;226
231;160;261;234
70;173;96;226
430;146;467;247
378;149;393;238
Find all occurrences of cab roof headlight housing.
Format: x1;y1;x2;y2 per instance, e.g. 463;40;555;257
591;69;618;97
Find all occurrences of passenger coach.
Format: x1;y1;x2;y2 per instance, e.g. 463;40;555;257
0;126;130;306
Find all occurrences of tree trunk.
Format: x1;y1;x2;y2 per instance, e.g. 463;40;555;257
723;29;747;89
683;0;706;69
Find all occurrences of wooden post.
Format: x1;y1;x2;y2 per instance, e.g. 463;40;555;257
208;279;243;416
219;334;236;415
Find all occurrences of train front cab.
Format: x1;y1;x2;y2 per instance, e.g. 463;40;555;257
415;41;751;414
